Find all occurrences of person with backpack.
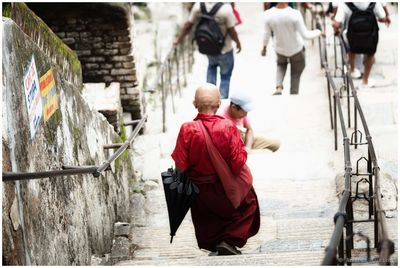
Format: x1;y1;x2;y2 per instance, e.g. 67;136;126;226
260;2;322;95
174;2;242;99
332;3;387;89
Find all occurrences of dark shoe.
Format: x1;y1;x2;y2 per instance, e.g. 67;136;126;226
216;241;242;255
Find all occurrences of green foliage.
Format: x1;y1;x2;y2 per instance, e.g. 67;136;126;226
133;3;151;20
119;123;127;142
2;3;11;17
72;127;81;141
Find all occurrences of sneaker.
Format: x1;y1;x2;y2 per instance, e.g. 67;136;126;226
351;68;362;79
359;79;376;90
272;86;283;96
216;241;242;255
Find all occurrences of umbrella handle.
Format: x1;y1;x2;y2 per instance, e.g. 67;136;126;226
170;236;174;244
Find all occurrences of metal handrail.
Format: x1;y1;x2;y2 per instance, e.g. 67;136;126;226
342;43;395;266
144;37;194;132
322;63;353;264
320;25;395;265
2;114;147;181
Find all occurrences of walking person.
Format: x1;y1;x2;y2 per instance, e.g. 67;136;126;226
171;83;260;255
261;2;322;95
332;2;387;89
218;92;280;153
174;2;242;99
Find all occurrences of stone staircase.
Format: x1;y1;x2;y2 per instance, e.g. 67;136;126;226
112;3;397;266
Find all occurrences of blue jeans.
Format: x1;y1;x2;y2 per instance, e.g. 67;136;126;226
206;50;234;99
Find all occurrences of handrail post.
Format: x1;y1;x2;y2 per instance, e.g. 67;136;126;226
324;64;334;130
367;150;373;220
338;234;345;265
345;196;354;265
334;35;339;76
346;74;351;128
174;47;182;97
161;71;166;133
167;58;175;113
334;94;338;150
181;39;187;86
354;92;358;149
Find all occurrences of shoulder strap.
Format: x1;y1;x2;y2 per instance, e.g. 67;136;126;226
345;3;359;13
367;2;376;11
196;120;230;171
208;2;224;17
200;2;207;15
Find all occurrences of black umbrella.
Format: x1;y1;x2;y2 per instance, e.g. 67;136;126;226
161;168;199;243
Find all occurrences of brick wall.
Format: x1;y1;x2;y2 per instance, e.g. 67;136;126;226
27;3;143;119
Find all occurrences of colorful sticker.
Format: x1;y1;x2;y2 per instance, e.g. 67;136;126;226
39;68;59;122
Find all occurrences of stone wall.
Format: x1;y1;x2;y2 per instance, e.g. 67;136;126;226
26;3;143;119
2;4;135;265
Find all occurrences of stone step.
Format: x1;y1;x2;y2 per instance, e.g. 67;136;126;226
117;250;327;266
350;248;398;266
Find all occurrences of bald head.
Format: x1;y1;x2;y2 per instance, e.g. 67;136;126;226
193;83;221;114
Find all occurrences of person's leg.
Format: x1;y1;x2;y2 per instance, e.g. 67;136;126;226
207;55;218;86
348;52;356;72
219;50;234;99
274;53;288;95
362;54;375;86
289;48;306;95
350;53;363;79
252;135;280;152
356;54;364;73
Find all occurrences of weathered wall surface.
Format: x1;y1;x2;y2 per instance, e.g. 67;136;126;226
2;4;134;265
26;3;143;119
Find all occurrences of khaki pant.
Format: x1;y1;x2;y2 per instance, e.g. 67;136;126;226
252;135;280;152
241;133;280;152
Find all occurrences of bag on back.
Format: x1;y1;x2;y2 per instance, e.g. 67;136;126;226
346;3;379;54
194;2;225;55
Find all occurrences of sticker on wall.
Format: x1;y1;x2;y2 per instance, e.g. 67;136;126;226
39;68;59;122
23;55;43;140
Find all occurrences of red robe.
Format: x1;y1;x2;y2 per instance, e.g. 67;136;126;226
171;113;260;251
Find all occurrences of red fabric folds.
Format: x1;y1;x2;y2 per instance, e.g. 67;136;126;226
197;120;253;208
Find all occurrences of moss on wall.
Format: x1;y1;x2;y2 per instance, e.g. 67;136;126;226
2;3;11;17
10;3;82;84
43;110;62;144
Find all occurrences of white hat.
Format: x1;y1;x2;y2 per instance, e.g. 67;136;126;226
229;92;254;112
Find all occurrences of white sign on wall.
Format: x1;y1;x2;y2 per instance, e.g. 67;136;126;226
23;55;43;140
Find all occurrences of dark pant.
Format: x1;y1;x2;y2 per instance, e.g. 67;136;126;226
276;47;306;95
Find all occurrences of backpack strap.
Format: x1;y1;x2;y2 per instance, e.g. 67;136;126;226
208;2;224;17
346;2;359;12
367;2;376;11
200;2;207;15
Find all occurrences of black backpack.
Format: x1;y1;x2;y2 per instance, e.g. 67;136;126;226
346;2;379;54
194;3;225;55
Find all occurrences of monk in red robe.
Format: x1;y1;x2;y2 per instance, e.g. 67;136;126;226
171;83;260;255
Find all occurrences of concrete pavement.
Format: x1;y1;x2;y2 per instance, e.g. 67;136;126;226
117;3;398;266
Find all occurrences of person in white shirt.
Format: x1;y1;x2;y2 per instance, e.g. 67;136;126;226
332;2;387;89
261;2;321;95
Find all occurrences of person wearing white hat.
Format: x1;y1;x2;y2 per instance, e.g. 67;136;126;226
218;93;280;152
